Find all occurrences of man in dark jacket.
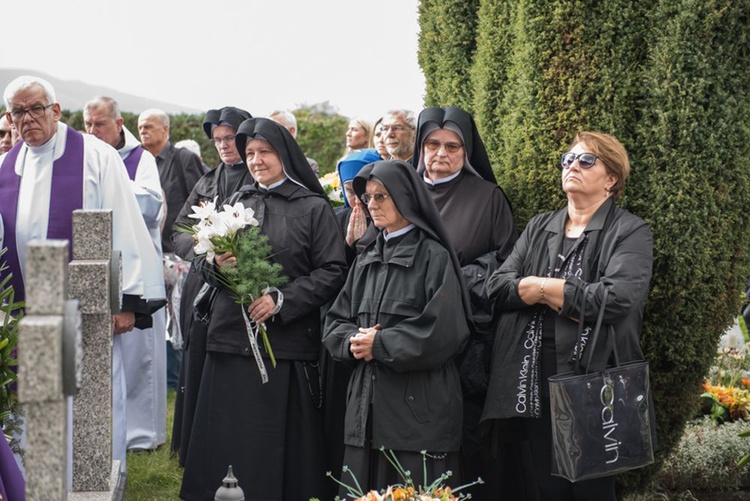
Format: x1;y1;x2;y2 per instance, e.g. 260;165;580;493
138;108;205;389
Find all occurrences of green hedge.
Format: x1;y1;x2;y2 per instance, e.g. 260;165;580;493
632;0;750;489
418;0;480;111
420;0;750;493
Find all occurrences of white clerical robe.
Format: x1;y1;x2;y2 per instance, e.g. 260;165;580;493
2;122;166;475
116;126;167;451
7;122;164;299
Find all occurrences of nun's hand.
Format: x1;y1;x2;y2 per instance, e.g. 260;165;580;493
214;251;236;269
248;295;276;324
349;324;380;361
346;203;367;247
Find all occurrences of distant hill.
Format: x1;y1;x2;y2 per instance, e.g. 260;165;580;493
0;69;203;115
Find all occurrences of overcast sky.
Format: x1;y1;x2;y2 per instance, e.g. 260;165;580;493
2;0;426;123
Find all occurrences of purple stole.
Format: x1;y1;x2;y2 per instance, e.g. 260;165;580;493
0;126;84;302
0;434;24;501
122;145;144;181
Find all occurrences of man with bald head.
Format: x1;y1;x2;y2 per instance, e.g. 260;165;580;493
84;96;168;452
137;108;204;255
138;108;204;390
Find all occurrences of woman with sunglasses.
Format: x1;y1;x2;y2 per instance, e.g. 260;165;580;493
481;132;653;500
323;160;472;494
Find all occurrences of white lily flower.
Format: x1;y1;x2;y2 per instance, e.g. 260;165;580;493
208;210;229;237
193;226;216;256
222;202;257;234
187;197;218;223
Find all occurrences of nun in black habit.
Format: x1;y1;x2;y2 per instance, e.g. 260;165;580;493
179;117;348;501
412;106;535;499
323;160;471;493
170;106;252;465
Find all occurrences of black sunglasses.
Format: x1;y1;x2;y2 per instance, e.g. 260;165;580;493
560;152;602;170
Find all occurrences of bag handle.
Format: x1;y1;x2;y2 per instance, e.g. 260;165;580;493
574;288;609;374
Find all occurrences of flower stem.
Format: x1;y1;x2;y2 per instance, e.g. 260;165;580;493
258;322;277;368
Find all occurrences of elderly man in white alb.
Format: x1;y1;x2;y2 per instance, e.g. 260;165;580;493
0;76;165;473
84;95;168;453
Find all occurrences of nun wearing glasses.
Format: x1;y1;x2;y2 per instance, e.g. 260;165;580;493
412;106;521;498
323;159;471;493
481;132;653;500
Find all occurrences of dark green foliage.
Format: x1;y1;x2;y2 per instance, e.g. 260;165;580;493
168;113;219;169
629;0;750;490
221;225;287;305
420;0;750;493
470;0;516;166
487;0;654;226
419;0;480;111
294;104;349;176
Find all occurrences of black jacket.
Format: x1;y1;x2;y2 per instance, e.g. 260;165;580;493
155;142;204;254
323;228;470;451
200;181;347;361
481;198;653;421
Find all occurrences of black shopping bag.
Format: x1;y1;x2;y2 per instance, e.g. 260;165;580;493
548;289;654;482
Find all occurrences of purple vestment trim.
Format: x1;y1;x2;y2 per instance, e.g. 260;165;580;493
0;126;84;302
0;434;25;501
123;145;144;181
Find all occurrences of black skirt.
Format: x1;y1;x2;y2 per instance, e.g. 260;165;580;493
180;352;329;501
171;267;208;466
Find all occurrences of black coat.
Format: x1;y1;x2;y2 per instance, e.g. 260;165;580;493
481;198;653;421
201;180;347;361
323;228;470;452
169;161;252;464
155;142;204;254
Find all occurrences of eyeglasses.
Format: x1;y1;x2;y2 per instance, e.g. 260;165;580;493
560;152;602;170
381;124;409;133
360;192;392;205
8;104;54;121
424;139;464;154
210;135;236;146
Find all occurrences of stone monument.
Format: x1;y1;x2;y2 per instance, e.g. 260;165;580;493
17;239;77;500
67;210;122;500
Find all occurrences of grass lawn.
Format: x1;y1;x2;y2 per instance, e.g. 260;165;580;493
125;389;183;500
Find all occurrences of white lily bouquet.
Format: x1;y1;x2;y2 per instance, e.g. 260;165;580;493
178;198;286;383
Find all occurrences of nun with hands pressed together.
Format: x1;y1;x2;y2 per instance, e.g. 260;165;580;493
323;159;471;494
